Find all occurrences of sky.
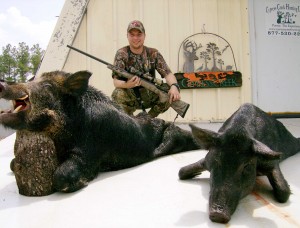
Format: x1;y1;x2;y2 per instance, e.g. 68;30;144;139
0;0;65;51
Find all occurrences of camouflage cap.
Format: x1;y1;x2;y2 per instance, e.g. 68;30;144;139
127;20;145;33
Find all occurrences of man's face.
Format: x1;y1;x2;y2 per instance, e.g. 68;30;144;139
127;29;145;51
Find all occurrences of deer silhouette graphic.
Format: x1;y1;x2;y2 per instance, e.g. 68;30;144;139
183;39;202;72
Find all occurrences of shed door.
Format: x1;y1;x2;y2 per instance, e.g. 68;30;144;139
250;0;300;113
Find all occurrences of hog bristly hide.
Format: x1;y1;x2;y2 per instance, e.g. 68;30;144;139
179;103;300;223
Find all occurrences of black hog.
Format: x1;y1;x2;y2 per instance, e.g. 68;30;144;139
179;103;300;224
0;70;200;194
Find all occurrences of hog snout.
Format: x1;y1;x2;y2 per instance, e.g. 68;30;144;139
208;184;240;224
209;204;231;224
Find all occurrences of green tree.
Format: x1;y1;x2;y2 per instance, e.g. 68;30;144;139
0;43;44;82
0;44;17;82
15;42;30;82
30;44;45;76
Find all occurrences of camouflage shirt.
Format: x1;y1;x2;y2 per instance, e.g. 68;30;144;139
112;46;172;81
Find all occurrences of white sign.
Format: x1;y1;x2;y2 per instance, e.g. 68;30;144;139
265;1;300;37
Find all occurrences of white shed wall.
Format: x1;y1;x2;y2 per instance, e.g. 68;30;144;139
249;0;300;113
59;0;252;122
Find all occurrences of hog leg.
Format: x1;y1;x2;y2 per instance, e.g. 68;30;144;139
153;124;179;157
153;124;199;158
267;164;291;203
179;158;206;180
53;157;90;193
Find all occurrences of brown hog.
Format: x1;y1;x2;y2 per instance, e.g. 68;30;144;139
0;70;200;194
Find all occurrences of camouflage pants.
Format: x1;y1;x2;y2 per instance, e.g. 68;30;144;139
111;87;170;117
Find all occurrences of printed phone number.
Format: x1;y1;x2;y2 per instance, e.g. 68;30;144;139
267;31;300;36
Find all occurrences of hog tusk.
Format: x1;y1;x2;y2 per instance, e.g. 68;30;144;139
13;105;22;113
19;95;29;100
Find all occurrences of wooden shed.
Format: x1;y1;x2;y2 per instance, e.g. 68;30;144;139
38;0;300;122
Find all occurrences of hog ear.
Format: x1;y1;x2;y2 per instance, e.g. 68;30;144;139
252;139;282;160
189;124;219;149
64;70;92;95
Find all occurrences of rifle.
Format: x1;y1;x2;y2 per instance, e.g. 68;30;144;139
67;45;190;118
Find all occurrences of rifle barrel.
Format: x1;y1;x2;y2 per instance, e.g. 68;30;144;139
67;45;111;66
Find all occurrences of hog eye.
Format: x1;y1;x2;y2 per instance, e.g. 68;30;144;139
243;164;250;170
43;83;53;89
242;163;254;175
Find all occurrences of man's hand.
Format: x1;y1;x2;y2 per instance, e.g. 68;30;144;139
126;76;141;88
164;73;181;103
168;85;181;103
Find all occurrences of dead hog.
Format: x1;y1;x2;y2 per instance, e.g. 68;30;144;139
179;103;300;223
0;70;200;193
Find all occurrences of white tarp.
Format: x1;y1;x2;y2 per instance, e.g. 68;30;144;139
0;120;300;227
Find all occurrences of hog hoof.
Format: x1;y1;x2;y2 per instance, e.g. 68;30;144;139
274;189;291;203
178;160;204;180
178;167;196;180
53;173;88;193
53;163;88;193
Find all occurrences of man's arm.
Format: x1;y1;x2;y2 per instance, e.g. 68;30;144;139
165;73;181;103
153;49;181;103
113;76;141;89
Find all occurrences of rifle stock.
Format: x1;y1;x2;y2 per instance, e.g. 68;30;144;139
68;45;190;118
